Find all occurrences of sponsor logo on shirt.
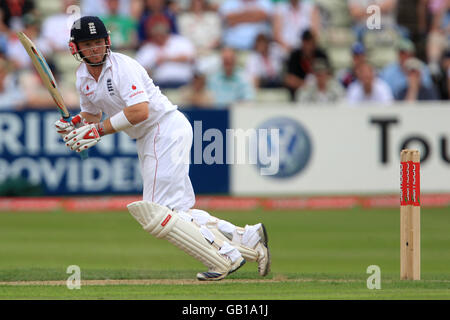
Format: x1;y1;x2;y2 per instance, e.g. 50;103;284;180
85;84;94;96
129;84;144;98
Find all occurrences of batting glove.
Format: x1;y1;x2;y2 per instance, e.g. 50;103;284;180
64;124;101;153
54;114;85;137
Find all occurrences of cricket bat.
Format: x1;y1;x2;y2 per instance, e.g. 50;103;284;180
17;32;88;159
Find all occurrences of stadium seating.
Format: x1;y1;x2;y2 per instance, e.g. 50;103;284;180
53;52;79;88
315;0;353;28
363;27;400;69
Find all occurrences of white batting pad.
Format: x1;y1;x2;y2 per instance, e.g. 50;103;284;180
127;201;231;271
199;226;215;243
189;209;215;226
218;241;242;263
242;223;262;248
187;208;259;262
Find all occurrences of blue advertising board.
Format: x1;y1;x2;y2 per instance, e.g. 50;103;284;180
0;109;229;196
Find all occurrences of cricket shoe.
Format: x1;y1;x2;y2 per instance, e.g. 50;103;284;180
196;256;246;281
255;223;271;276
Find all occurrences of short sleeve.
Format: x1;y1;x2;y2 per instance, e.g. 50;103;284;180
118;60;150;107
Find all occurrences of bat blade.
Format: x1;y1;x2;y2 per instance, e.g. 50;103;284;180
17;32;88;159
17;32;70;119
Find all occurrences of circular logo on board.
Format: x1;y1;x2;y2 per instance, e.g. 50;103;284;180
256;117;312;178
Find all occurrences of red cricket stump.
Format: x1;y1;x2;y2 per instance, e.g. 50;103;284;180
400;149;421;280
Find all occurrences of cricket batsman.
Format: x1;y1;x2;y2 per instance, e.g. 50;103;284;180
54;16;271;281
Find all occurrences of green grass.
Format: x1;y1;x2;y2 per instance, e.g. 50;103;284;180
1;281;449;300
0;207;449;299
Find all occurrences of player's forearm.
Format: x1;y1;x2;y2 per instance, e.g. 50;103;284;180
100;102;149;135
123;102;149;125
81;111;102;123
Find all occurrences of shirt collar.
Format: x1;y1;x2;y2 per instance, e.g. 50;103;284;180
77;53;113;80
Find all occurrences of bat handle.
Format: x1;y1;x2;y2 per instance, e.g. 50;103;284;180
79;150;89;159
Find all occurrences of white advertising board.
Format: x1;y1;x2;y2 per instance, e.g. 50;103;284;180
230;103;450;195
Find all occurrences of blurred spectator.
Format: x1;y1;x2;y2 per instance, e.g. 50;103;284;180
81;0;142;19
207;47;255;108
178;0;222;56
171;0;225;11
445;50;450;99
179;71;215;108
417;0;429;38
218;0;273;51
380;38;434;99
0;33;7;58
16;54;78;109
347;0;399;41
135;15;196;88
40;0;79;53
347;62;394;104
0;0;35;33
284;29;329;101
6;14;52;70
101;0;139;51
298;59;345;104
431;49;450;99
137;0;178;44
426;0;450;75
168;0;190;12
18;70;59;109
0;57;25;110
397;57;439;100
397;0;427;60
272;0;321;54
337;42;367;89
245;33;284;88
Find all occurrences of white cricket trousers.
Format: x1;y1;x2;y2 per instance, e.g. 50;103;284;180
136;110;195;211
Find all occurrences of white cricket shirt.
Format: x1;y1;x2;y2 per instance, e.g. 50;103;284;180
76;52;177;139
